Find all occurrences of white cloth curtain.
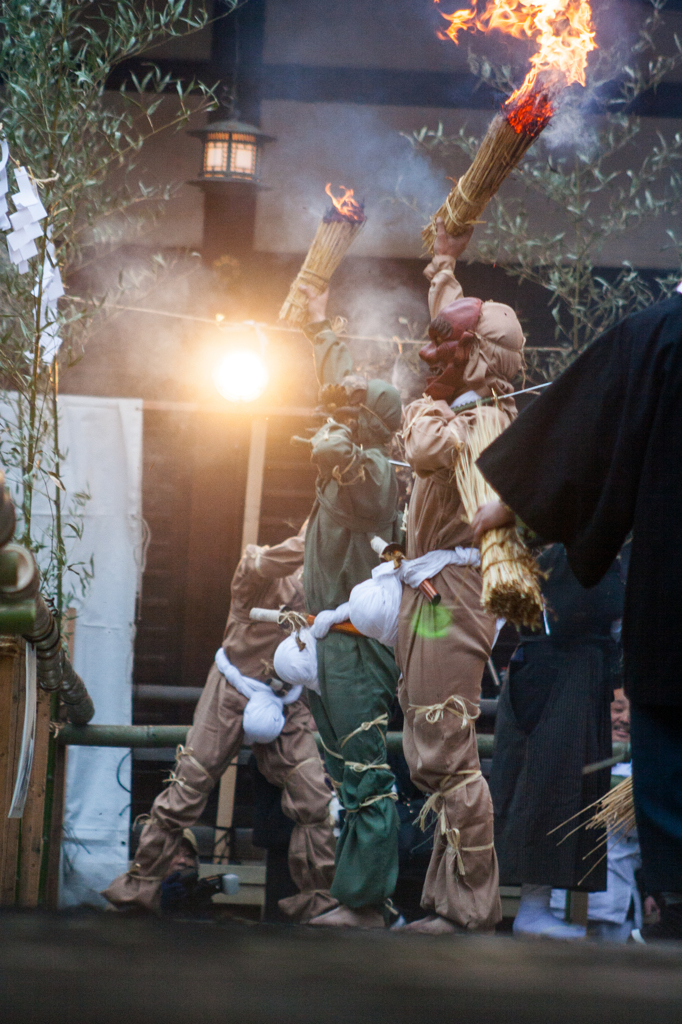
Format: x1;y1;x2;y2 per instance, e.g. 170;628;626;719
45;396;143;907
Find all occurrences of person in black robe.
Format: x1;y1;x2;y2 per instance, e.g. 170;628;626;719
491;543;624;939
472;290;682;942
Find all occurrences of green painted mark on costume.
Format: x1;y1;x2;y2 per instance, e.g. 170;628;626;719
411;604;452;639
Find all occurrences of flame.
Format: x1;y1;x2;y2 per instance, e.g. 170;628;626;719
324;183;365;222
436;0;597;118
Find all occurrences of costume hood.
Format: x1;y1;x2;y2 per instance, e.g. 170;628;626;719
357;378;403;448
422;297;525;414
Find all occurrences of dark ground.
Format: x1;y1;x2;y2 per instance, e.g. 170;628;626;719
2;910;682;1024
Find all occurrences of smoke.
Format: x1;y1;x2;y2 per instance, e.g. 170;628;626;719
330;261;431;400
542;99;600;158
64;251;237;402
257;102;452;258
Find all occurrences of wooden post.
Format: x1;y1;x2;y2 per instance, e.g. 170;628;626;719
44;730;68;910
569;891;589;927
16;685;51;907
241;417;268;550
0;639;24;905
213;759;239;866
212;416;268;864
43;609;76;909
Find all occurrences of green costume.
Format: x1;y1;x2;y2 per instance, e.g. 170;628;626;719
302;321;402;910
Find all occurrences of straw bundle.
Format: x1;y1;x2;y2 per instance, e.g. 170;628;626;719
547;775;635;886
454;408;543;628
279;212;365;326
422;102;551;253
586;775;636;840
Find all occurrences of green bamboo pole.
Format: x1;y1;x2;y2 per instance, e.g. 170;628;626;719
55;725;630;764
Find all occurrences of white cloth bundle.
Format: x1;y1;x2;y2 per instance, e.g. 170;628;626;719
349;563;402;647
348;547;483;648
273;628;320;694
214;648;302;745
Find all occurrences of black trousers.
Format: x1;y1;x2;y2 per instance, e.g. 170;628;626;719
631;703;682;892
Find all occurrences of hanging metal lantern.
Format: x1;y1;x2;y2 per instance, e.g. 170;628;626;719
188;119;275;185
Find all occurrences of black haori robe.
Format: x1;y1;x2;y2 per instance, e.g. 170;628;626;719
491;544;624;891
477;293;682;708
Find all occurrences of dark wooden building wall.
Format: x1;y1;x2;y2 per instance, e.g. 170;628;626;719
133;408;317;723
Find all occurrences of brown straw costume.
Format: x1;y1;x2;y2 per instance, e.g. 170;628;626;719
396;253;524;930
103;531;336;920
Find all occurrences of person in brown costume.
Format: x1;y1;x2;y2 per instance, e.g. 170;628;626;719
396;220;524;934
103;529;337;922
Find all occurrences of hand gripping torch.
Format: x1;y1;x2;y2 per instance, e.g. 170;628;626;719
370;535;441;606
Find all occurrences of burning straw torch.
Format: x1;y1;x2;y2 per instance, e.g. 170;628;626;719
279;184;366;325
423;0;597;251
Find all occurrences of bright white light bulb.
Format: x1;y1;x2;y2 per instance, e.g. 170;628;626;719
213;349;268;403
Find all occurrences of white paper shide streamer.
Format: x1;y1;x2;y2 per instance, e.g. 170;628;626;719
33;229;65;362
0;140;10;231
0;144;65;361
6;166;47;274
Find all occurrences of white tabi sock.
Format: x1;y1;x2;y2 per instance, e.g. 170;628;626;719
513;884;586;939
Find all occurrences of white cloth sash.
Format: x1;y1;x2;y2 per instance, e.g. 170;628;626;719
348;548;504;648
214;648;302;745
399;547;480;589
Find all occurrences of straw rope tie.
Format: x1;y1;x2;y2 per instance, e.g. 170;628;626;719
175;745;212;779
453;177;476;210
319;735;344;761
346;792;399;814
417;770;488;875
165;771;204;795
284;756;319;783
128;869;165;882
332;452;366;486
299;269;329;290
345;759;392;773
408;694;480;729
339;713;389;749
441;826;494;876
164;745;212;794
279;609;309;630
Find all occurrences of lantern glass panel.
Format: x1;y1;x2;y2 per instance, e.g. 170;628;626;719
230;134;257;177
203;133;230;176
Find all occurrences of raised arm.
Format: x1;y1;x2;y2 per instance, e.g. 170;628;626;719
423;218;473;319
309;419;357;475
403;399;507;478
300;285;353;387
254;527;306;579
